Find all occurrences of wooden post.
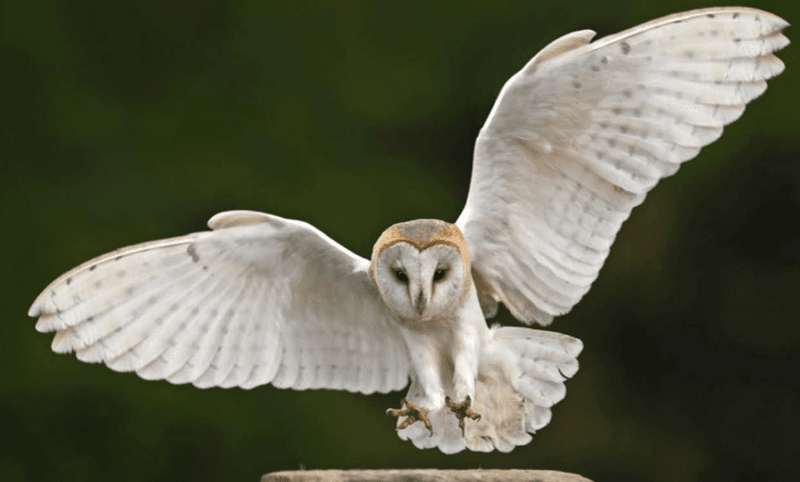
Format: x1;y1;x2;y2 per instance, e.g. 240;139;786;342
262;469;593;482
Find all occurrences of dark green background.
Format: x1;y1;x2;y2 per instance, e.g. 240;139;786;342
2;1;798;481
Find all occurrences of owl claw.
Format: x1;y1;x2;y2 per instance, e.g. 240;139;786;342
386;399;433;436
446;395;481;437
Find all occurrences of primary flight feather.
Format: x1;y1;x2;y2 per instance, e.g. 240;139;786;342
29;7;788;454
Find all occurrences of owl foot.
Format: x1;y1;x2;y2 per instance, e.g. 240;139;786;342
446;395;481;436
386;398;433;436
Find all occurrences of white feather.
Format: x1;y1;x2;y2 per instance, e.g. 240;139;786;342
30;210;410;393
397;325;581;453
28;6;788;456
457;7;789;325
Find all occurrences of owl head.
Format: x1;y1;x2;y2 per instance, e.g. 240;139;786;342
370;219;472;326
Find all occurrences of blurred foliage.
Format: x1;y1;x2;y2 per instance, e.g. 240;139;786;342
2;1;798;481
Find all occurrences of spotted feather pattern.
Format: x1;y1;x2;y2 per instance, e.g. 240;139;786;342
457;7;789;324
29;211;410;393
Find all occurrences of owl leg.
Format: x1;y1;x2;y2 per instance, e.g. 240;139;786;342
446;395;481;436
386;399;433;436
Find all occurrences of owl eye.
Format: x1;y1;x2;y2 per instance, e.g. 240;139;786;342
393;268;408;283
433;269;448;282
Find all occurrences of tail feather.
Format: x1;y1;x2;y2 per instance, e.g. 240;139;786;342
396;325;582;453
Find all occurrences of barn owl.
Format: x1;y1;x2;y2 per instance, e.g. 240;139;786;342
28;7;788;454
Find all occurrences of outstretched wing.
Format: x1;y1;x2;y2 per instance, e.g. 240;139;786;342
456;7;789;325
29;210;410;393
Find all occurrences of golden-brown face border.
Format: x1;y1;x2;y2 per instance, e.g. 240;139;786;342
370;219;470;281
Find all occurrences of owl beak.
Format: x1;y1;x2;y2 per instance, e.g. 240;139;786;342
415;290;427;316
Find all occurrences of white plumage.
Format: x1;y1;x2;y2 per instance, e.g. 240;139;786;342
458;7;789;325
28;7;788;454
32;213;410;394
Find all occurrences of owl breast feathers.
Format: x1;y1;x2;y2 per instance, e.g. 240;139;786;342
29;7;788;453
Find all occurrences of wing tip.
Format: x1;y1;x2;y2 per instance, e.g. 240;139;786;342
51;329;76;354
29;289;54;318
765;11;791;30
28;302;41;318
565;336;584;358
34;315;54;333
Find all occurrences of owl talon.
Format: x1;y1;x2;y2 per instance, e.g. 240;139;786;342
446;395;481;437
386;399;433;436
